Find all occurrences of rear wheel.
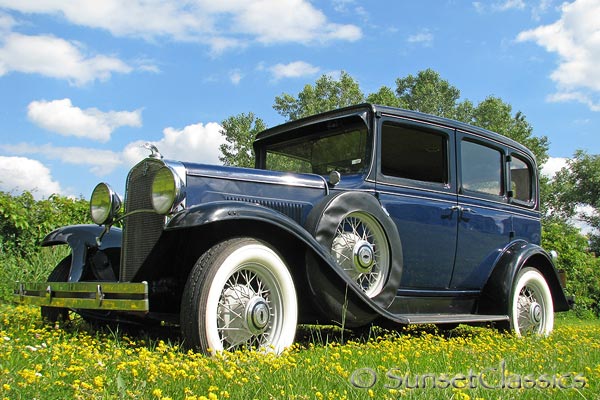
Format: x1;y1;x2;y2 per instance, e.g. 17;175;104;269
41;256;71;323
181;238;297;354
508;267;554;336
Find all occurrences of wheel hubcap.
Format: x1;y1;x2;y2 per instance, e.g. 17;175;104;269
530;302;542;324
353;240;374;273
246;296;270;334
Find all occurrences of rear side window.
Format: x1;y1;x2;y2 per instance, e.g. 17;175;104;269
381;123;447;184
461;140;503;197
510;155;533;203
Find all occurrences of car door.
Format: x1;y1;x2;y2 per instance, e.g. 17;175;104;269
374;118;459;289
451;132;513;289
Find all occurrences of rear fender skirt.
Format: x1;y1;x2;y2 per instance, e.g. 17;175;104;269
478;240;570;314
165;201;397;312
41;224;122;282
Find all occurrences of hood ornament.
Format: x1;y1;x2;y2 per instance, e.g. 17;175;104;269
143;143;163;159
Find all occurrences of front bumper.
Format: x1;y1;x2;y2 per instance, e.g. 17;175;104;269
14;282;149;312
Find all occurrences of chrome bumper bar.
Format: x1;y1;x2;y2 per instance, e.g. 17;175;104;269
14;282;149;312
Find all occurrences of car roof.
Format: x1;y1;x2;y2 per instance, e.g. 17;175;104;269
254;103;537;163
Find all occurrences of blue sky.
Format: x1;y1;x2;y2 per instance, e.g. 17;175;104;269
0;0;598;199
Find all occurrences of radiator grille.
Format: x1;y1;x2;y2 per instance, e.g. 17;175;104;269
225;195;305;223
120;159;166;282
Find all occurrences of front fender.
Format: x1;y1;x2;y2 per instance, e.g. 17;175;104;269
165;201;395;315
41;224;122;282
478;240;570;315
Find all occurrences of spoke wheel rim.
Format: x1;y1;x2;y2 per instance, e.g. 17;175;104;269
216;263;283;351
331;211;390;297
516;283;546;335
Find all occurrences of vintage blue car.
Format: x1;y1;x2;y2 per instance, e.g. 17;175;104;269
15;104;570;353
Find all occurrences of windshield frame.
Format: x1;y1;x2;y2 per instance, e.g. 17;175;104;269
255;113;373;178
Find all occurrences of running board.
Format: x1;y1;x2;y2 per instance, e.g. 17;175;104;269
393;314;508;325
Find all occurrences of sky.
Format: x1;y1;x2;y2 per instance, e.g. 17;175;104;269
0;0;599;200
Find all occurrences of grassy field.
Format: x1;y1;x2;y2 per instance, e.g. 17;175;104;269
0;304;598;400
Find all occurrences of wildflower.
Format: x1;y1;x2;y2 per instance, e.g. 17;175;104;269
93;376;104;388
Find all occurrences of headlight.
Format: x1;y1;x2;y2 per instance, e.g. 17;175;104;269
152;166;185;215
90;183;122;225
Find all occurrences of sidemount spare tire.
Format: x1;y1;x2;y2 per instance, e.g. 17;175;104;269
304;191;403;327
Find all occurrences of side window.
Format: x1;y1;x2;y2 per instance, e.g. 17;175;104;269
461;140;503;197
381;123;447;184
510;155;533;203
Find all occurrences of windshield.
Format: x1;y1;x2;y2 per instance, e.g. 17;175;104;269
264;123;369;175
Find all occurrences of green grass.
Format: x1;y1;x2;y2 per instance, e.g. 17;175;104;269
0;245;69;302
0;304;598;400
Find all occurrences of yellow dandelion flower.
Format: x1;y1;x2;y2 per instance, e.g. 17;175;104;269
93;376;104;388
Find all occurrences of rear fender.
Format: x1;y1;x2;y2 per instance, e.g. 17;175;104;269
478;240;570;315
165;201;395;312
41;224;122;282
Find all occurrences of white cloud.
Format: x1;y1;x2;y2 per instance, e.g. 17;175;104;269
0;0;361;53
0;156;62;199
269;61;320;80
27;99;142;142
474;0;546;17
0;33;133;85
4;121;224;174
407;29;434;46
0;10;15;33
2;143;122;176
123;121;225;167
517;0;600;111
229;69;243;85
541;156;568;179
493;0;525;11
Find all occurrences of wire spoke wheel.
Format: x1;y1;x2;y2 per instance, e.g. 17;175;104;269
331;211;390;297
510;267;553;336
181;238;297;354
216;265;278;351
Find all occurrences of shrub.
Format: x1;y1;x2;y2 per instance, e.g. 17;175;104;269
542;218;600;318
0;191;89;302
0;191;89;257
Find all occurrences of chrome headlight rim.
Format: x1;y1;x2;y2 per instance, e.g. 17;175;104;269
90;183;122;225
151;165;185;215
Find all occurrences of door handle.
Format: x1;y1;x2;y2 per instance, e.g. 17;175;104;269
445;206;476;221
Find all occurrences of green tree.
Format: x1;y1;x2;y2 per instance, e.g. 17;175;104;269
542;218;600;317
219;113;266;168
273;71;364;121
395;68;464;119
471;96;549;166
365;86;402;108
549;150;600;253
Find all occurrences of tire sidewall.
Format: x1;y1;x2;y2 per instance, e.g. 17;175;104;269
509;267;554;336
192;238;297;353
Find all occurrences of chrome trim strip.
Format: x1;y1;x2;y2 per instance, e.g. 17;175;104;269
187;171;326;190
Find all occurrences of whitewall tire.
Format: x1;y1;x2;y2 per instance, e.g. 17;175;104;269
509;267;554;336
181;238;297;354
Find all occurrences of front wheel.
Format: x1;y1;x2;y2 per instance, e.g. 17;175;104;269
41;256;71;323
508;267;554;336
181;238;298;354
